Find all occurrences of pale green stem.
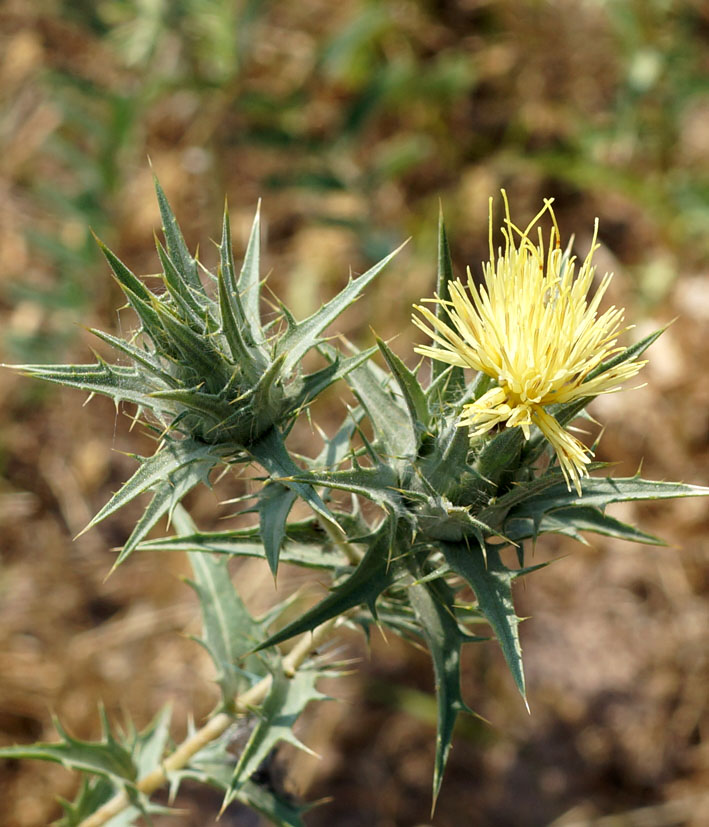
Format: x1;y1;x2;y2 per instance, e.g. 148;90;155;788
77;618;340;827
317;513;362;565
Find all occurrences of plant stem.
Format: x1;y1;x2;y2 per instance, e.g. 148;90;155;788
77;617;340;827
317;513;362;565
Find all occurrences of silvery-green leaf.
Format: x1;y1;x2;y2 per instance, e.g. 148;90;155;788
505;504;665;546
291;346;377;412
175;732;310;827
187;550;271;704
376;336;429;428
432;208;465;394
85;438;220;539
256;522;403;651
440;540;526;703
225;666;328;806
12;361;167;412
139;529;345;570
510;475;709;528
258;482;298;575
235;201;264;348
112;448;218;568
275;243;405;378
154;176;204;298
89;327;177;388
407;576;474;807
248;428;340;547
286;464;423;517
155;237;205;325
347;358;417;461
0;710;136;784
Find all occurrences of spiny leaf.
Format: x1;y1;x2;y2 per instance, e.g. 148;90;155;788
11;361;167;412
155;237;206;325
220;204;240;298
154;175;204;297
226;666;328;802
57;777;116;827
475;427;524;490
236;201;264;347
275;242;405;377
112;279;174;356
433;207;465;393
187;550;270;704
57;780;175;827
315;409;361;470
0;713;136;784
259;483;298;575
149;386;233;428
476;471;572;531
95;236;153;304
407;576;474;808
217;261;261;383
441;540;526;702
112;449;218;568
131;704;173;778
376;336;429;428
151;303;230;393
85;438;220;537
347;357;417;461
291;346;378;411
218;205;269;371
138;528;345;570
251;353;287;426
248;428;340;543
510;475;709;527
286;464;423;516
256;523;403;651
89;327;178;388
174;732;310;827
421;421;476;497
55;708;176;825
229;778;309;827
504;504;665;547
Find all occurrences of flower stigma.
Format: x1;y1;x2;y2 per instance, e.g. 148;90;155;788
413;192;645;494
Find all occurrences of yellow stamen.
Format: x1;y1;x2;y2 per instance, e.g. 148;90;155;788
413;193;645;494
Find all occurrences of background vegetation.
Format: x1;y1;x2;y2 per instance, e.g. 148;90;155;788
1;1;708;824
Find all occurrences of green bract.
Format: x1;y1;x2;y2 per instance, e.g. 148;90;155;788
3;189;707;827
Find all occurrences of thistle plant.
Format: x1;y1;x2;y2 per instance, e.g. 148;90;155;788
2;181;706;827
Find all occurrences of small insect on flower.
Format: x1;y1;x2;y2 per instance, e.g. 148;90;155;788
413;192;645;494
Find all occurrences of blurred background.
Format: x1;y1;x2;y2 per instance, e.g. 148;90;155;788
1;1;708;825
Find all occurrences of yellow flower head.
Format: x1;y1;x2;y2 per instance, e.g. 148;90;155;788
413;193;645;494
